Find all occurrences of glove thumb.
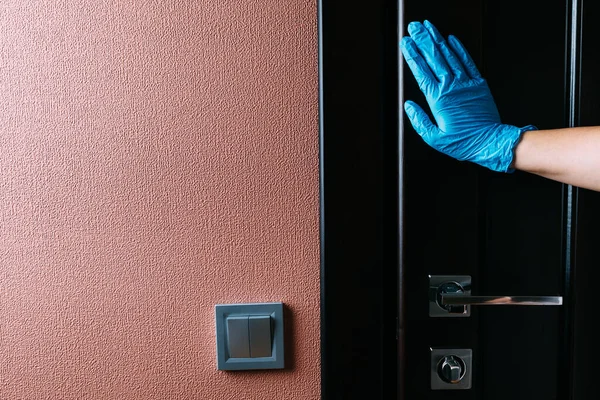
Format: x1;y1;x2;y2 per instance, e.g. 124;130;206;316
404;100;438;141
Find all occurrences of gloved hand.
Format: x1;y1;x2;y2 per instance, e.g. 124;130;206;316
400;20;536;172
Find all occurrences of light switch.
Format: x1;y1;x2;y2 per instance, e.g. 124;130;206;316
226;316;250;358
215;302;284;371
249;316;272;357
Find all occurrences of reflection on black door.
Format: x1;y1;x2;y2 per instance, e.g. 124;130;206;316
401;0;600;399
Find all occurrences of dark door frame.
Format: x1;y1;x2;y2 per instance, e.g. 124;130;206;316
318;1;403;399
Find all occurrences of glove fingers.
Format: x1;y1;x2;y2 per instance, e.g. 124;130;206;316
407;21;451;82
447;35;482;80
404;100;439;141
423;20;467;82
400;37;436;92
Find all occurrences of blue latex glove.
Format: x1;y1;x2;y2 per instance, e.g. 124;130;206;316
400;20;536;172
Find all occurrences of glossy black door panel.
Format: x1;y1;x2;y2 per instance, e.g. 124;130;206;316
403;1;566;399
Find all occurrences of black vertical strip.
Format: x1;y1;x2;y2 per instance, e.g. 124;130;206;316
396;1;405;398
382;2;401;400
319;1;400;399
559;0;582;399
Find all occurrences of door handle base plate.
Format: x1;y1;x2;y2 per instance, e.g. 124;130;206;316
429;275;472;317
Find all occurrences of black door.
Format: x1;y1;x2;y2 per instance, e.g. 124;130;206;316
402;0;600;399
319;0;600;399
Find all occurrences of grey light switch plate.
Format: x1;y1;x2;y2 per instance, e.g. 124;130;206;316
215;302;284;371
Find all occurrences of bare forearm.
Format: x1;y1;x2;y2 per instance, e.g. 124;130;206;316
513;126;600;191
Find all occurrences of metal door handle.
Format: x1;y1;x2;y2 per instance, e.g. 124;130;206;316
429;275;563;317
441;294;563;306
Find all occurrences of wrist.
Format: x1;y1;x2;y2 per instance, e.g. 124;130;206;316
505;125;538;173
512;126;545;173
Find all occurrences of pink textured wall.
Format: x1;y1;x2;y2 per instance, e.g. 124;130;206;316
0;1;319;399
